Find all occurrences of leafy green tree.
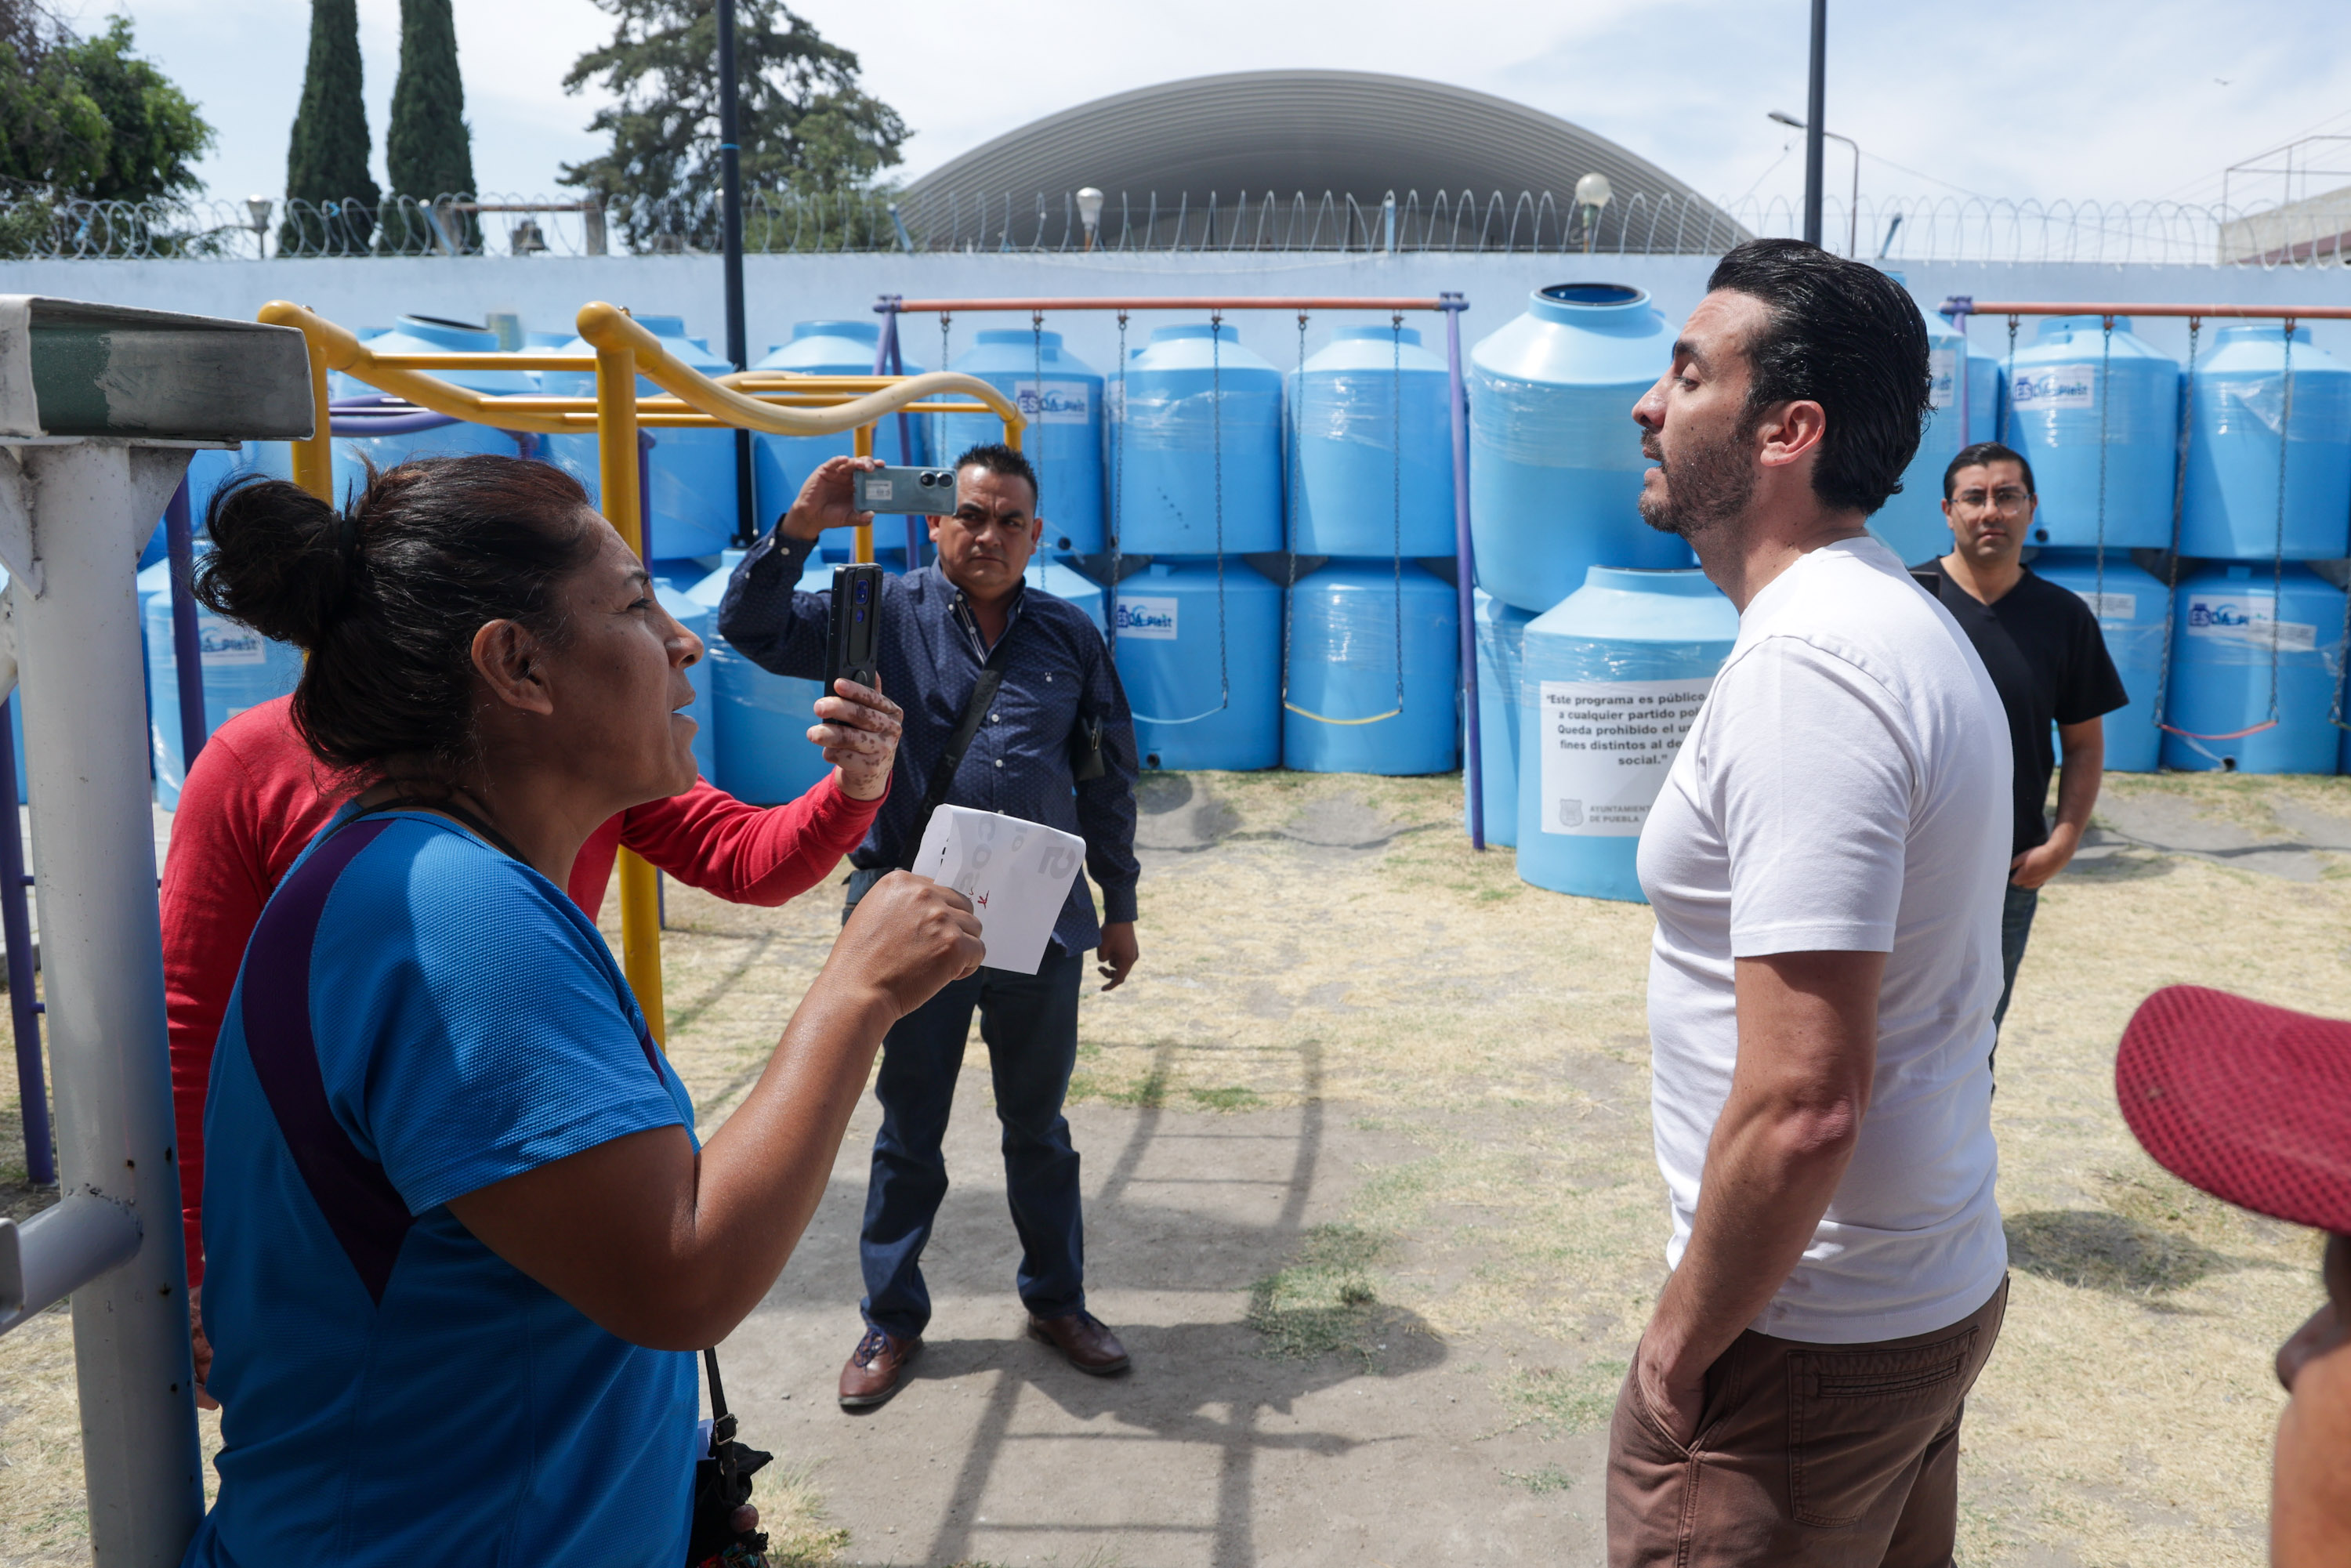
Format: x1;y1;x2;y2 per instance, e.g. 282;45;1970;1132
382;0;478;253
65;18;213;201
0;4;208;201
281;0;378;255
560;0;905;250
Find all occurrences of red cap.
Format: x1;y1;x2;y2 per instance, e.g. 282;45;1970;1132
2117;985;2351;1234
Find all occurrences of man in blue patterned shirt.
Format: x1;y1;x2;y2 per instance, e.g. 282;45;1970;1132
719;442;1142;1409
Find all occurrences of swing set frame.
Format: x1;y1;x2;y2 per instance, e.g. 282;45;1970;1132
871;292;1497;842
1940;295;2351;762
255;299;1026;1044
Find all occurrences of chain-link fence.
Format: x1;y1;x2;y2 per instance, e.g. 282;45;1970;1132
6;187;2348;267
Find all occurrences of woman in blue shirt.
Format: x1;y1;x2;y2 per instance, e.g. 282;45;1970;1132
185;454;984;1568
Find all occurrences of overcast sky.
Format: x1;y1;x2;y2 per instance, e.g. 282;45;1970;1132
85;0;2351;215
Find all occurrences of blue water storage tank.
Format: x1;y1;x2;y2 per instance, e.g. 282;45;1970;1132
541;315;739;560
1025;555;1107;634
1469;284;1692;615
143;552;305;809
1288;325;1456;558
1282;562;1458;775
1872;299;1981;565
2160;562;2345;774
937;330;1103;554
1112;324;1283;556
651;564;718;783
2001;316;2178;550
750;321;927;534
337;317;531;487
2179;324;2351;561
1516;567;1737;900
2029;550;2167;773
1468;588;1532;847
690;552;834;806
1113;559;1281;770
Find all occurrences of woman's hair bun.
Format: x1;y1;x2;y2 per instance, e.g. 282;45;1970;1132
192;473;353;651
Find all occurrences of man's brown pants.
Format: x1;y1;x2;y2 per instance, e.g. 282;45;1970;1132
1607;1277;2009;1567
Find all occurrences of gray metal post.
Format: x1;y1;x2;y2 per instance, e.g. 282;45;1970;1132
716;0;754;548
16;441;204;1565
1803;0;1827;246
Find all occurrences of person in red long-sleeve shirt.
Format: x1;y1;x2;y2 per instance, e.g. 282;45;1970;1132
165;693;888;1317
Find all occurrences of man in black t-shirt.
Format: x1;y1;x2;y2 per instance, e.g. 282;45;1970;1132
1911;440;2128;1045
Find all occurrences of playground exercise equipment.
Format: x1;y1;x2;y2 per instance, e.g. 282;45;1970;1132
1944;297;2351;773
257;299;1023;1042
872;295;1484;826
0;297;313;1568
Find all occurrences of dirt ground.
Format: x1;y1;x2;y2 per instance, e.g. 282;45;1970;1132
4;768;2349;1566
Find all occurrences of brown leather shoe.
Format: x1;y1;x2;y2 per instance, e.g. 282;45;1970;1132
838;1325;919;1409
1027;1310;1131;1375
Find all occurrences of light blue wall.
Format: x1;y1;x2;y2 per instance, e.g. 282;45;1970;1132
6;252;2346;375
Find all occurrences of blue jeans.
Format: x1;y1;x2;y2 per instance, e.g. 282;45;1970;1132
857;945;1088;1340
1990;882;2039;1085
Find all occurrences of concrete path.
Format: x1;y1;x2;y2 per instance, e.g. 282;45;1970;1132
715;1080;1603;1567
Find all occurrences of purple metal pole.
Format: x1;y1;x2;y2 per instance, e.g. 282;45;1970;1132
1443;293;1483;851
0;695;49;1185
164;477;208;773
636;430;657;563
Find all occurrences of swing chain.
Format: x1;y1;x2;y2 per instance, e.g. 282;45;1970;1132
2153;317;2199;737
1391;312;1406;715
1281;310;1306;711
2094;317;2114;610
2001;316;2019;444
2271;318;2295;726
1210;311;1229;712
1031;310;1048;545
1108;311;1127;657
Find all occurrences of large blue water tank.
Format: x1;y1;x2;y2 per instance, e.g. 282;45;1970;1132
2179;324;2351;561
1113;559;1281;770
541;314;739;560
1871;298;2003;565
2001;316;2178;550
691;553;834;805
1467;588;1533;847
1516;567;1737;900
143;552;305;809
1469;284;1691;615
1288;325;1456;558
2161;562;2345;774
937;329;1103;554
336;317;531;493
1025;555;1107;634
651;564;718;783
750;321;928;534
2029;550;2167;773
1282;561;1458;775
1112;324;1283;556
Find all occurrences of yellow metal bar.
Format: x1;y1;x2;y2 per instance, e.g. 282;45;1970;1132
292;317;335;502
853;424;875;563
592;341;667;1046
575;302;1027;447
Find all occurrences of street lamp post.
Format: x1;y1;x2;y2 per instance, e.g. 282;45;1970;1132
1077;186;1104;252
245;196;272;259
1769;110;1859;255
1574;172;1613;255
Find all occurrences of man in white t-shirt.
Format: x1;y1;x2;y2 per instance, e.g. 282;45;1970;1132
1607;239;2013;1567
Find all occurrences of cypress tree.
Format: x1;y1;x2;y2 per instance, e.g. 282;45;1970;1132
382;0;476;253
280;0;376;255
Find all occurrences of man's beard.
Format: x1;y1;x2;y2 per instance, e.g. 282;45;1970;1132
1637;423;1757;541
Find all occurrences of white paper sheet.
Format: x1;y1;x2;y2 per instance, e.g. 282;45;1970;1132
908;804;1088;975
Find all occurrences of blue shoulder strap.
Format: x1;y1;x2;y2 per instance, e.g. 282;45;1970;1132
237;817;412;1305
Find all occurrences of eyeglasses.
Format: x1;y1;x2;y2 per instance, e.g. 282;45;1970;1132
1951;488;2031;513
